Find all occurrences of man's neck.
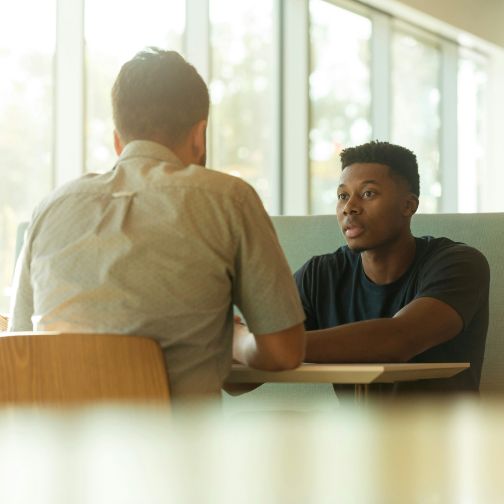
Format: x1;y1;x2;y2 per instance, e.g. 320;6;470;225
360;234;416;285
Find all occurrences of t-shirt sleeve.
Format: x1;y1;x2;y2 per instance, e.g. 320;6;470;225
231;184;305;335
416;243;490;328
294;259;319;330
8;232;35;331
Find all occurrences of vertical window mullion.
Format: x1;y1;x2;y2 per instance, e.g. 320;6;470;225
54;0;85;187
283;0;309;215
270;0;283;215
370;11;391;141
185;0;211;177
185;0;210;83
441;40;458;212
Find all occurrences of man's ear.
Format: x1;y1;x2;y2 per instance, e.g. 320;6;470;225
191;119;207;166
403;194;419;217
113;130;123;156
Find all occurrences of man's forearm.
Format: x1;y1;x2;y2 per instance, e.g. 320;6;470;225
233;331;291;370
306;296;464;364
233;330;266;368
305;318;417;363
233;322;305;370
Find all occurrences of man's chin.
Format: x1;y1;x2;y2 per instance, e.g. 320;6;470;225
346;241;367;254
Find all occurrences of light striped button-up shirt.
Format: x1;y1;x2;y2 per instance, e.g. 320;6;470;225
9;141;305;398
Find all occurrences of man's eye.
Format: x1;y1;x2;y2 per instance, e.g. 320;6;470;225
362;190;374;199
337;193;348;201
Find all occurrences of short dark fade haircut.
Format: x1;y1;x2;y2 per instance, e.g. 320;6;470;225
112;48;209;147
340;141;420;197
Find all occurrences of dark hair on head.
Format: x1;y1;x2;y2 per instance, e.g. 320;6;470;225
111;47;209;147
340;141;420;196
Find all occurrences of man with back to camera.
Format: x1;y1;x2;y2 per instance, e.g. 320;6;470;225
8;48;306;399
294;141;489;393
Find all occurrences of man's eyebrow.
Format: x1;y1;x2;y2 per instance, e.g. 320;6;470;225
338;179;382;189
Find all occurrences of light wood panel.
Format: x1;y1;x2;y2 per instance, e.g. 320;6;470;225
0;332;170;406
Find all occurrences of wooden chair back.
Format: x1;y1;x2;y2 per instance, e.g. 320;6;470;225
0;332;170;406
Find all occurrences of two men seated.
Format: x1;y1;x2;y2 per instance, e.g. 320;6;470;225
8;49;489;399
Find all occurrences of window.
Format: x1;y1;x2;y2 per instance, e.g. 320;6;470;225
0;0;55;314
85;0;185;173
391;28;441;213
309;0;372;214
0;0;500;314
209;0;276;211
458;50;488;212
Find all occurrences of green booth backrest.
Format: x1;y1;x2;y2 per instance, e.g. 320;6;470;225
271;213;504;395
15;213;504;395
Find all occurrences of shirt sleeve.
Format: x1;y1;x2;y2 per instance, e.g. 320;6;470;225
416;243;490;329
8;233;35;331
231;184;305;335
294;259;319;330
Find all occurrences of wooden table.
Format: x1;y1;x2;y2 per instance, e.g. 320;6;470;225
226;362;470;402
1;399;504;503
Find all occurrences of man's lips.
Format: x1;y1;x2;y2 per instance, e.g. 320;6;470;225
343;223;364;239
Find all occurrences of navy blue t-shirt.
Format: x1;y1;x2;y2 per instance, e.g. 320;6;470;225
294;237;490;392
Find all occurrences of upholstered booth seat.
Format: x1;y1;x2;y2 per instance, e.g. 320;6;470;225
13;214;504;403
269;213;504;395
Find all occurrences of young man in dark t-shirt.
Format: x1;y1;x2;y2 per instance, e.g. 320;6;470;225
295;141;489;392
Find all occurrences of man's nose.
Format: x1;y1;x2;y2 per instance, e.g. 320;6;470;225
342;195;361;215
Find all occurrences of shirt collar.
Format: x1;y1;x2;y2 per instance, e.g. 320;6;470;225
117;140;185;170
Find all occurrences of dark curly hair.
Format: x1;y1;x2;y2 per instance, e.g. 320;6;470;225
112;47;209;147
340;141;420;197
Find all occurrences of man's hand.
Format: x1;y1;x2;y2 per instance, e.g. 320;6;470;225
0;314;7;332
224;316;305;394
232;316;250;356
232;317;305;371
222;316;264;395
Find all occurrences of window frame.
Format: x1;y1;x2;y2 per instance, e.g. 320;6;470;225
54;0;85;188
53;0;497;215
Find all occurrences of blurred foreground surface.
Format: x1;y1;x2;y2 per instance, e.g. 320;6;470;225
1;397;503;503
